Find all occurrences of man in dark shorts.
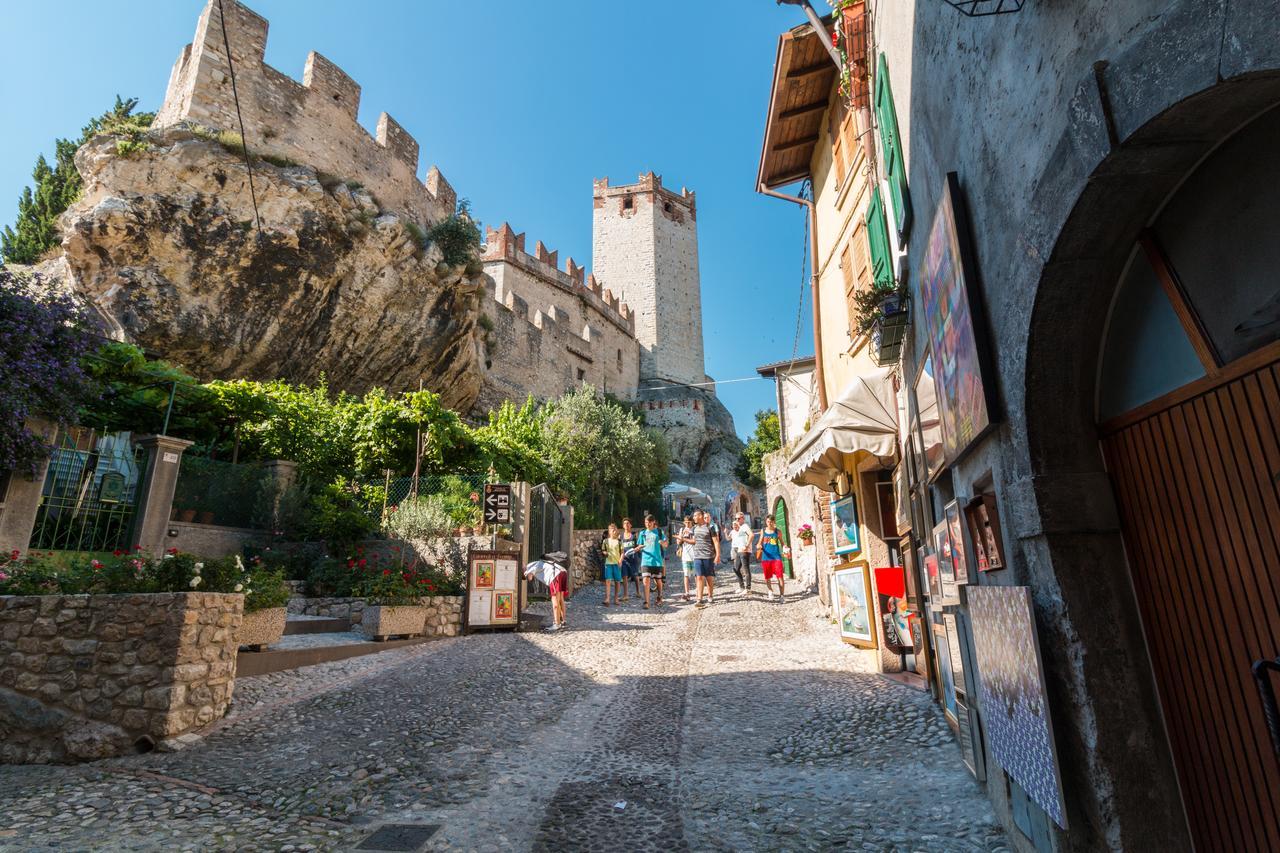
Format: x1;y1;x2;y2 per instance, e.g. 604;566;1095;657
690;509;721;606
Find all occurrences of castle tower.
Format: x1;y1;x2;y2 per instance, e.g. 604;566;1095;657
592;172;706;390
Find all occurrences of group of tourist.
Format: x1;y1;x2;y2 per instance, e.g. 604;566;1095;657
599;510;790;610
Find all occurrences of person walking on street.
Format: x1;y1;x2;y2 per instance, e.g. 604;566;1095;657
601;523;623;606
635;514;668;608
677;515;695;601
618;518;640;603
730;512;754;594
756;516;788;601
691;510;721;607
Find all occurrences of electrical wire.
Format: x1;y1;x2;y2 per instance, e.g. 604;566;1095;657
216;0;262;235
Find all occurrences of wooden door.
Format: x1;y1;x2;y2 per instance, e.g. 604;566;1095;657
773;498;794;579
1100;351;1280;852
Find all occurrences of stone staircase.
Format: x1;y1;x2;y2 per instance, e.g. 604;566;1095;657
236;613;439;677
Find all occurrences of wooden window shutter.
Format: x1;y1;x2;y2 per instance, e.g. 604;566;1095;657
866;186;892;289
852;221;871;291
829;96;849;189
875;54;912;239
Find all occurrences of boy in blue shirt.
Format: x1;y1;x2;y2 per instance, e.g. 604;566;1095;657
633;514;669;609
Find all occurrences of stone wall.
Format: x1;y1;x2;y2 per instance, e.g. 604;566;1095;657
0;592;242;763
570;529;604;593
286;594;461;637
165;521;268;558
154;0;453;228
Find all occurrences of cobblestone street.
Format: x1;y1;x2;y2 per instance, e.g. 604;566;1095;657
0;566;1005;852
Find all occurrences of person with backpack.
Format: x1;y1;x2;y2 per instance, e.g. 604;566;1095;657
635;514;668;608
676;515;696;601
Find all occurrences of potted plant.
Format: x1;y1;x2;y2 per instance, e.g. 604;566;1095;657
797;524;816;546
851;280;910;366
358;566;428;641
236;557;291;651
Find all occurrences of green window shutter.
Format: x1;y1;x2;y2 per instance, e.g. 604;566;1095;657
866;186;892;289
875;54;912;239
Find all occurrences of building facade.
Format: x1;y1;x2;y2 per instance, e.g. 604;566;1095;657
761;2;1280;851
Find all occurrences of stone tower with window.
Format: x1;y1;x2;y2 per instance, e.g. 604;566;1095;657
591;173;706;389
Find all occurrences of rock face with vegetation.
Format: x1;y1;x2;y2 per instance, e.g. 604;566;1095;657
45;126;484;411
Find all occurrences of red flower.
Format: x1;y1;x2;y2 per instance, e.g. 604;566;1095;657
347;559;355;568
358;559;367;567
166;547;178;555
383;569;391;576
134;544;143;551
113;550;123;557
9;550;18;560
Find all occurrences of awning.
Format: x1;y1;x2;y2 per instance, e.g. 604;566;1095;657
662;482;712;505
787;367;898;489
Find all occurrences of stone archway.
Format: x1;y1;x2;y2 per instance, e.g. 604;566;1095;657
1018;35;1280;853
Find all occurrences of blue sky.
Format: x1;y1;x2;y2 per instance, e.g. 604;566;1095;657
0;0;815;440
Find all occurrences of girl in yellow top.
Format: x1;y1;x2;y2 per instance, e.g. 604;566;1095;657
601;523;624;606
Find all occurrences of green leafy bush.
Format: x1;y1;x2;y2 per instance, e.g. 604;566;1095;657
242;563;290;612
385;494;452;540
425;199;481;267
306;556;359;597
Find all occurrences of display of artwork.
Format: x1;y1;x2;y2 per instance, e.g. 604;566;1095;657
932;617;958;719
942;612;966;691
467;550;521;631
932;521;959;603
475;561;495;589
874;566;921;655
830;495;861;555
965;494;1006;571
924;551;941;600
918;173;995;467
831;563;876;647
945;501;969;585
493;592;514;620
893;464;911;535
967;586;1068;829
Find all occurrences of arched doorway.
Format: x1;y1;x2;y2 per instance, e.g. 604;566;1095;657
1024;77;1280;851
772;497;794;579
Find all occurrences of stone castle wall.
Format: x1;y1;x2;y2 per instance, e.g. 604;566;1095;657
592;173;705;387
153;0;454;227
478;224;642;411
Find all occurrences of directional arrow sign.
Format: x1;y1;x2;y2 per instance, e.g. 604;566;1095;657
483;483;512;523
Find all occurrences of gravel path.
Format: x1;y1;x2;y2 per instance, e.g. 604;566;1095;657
0;564;1005;852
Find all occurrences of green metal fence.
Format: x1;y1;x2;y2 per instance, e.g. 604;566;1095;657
29;428;148;553
357;473;492;531
172;455;275;529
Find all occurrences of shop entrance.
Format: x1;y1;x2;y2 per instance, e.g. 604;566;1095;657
1090;104;1280;850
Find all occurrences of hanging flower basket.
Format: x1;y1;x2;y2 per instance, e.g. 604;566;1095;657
872;292;910;366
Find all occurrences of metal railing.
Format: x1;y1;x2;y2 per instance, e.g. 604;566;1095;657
172;455;274;529
29;428;148;553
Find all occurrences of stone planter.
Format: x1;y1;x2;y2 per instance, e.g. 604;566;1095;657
238;606;287;650
0;592;242;764
361;605;426;641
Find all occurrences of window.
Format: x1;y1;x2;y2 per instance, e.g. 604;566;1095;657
622;196;633;211
576;368;585;381
866;186;892;288
663;201;672;213
842;222;873;338
875;54;912;239
617;348;622;369
828;96;859;191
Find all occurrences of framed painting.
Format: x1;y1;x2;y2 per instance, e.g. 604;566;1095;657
493;591;514;621
893;464;911;536
965;493;1007;571
932;521;959;603
830;494;861;556
945;500;970;586
917;172;997;467
831;562;876;648
924;550;941;601
967;586;1069;829
474;561;495;590
467;548;522;632
874;566;921;655
913;352;946;483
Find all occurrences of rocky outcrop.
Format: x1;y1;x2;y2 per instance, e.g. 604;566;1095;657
49;127;484;410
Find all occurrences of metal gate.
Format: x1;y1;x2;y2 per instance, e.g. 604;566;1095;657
526;483;564;598
29;428;148;553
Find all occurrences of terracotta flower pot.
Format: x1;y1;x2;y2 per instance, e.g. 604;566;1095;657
197;511;215;525
178;509;197;523
238;606;287;651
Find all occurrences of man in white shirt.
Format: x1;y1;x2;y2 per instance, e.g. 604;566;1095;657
524;556;568;631
730;512;754;593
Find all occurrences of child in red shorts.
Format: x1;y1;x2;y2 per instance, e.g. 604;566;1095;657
756;516;788;601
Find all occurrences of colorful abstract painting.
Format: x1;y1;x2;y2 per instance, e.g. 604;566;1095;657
917;174;992;465
493;591;514;621
967;586;1068;829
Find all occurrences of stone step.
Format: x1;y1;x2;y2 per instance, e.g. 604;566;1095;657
283;614;350;635
236;630;436;677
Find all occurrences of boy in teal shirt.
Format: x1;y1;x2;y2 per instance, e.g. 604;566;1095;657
634;514;669;609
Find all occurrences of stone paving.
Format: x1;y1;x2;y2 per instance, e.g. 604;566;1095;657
0;564;1006;852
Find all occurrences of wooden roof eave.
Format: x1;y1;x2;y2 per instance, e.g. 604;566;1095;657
757;22;838;191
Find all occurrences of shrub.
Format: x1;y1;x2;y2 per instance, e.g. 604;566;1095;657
242;564;290;612
306;556;358;597
425;199;481;267
404;220;428;251
385;494;452;541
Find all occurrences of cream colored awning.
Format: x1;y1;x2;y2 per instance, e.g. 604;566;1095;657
787;367;898;490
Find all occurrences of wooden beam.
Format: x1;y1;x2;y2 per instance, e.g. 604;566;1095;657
765;166;813;187
773;134;820;153
1139;229;1222;372
787;61;832;79
779;101;827;120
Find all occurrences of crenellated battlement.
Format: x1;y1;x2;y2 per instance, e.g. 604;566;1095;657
593;171;696;220
154;0;455;225
482;223;635;335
